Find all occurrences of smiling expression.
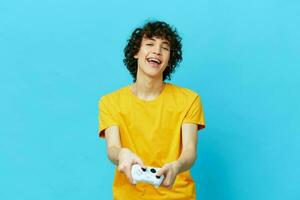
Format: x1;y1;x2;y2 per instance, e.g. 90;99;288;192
134;36;171;80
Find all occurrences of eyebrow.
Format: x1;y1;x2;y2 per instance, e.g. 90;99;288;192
148;38;170;46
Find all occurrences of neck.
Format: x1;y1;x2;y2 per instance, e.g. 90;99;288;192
131;77;165;101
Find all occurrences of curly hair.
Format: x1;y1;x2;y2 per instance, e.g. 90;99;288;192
123;21;182;82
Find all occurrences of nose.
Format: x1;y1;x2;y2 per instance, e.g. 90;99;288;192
153;44;162;55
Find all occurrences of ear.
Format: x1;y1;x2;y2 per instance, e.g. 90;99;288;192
134;54;139;59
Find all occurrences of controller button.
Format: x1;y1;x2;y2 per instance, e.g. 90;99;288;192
141;167;146;172
150;168;156;173
156;175;161;179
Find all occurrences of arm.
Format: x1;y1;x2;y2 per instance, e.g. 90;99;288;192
104;125;145;183
176;123;198;173
157;123;198;188
104;125;122;165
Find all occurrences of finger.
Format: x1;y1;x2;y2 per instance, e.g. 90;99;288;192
118;163;133;184
118;162;130;174
167;183;173;189
161;170;172;187
124;165;134;184
162;172;170;185
118;163;125;172
167;178;176;189
132;155;144;168
164;172;177;189
156;165;168;177
162;177;172;188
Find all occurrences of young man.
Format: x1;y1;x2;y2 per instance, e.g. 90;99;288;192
98;21;205;200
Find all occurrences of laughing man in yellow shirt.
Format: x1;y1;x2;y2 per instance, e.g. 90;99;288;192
98;20;205;200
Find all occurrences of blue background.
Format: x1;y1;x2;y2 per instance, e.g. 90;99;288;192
1;0;299;199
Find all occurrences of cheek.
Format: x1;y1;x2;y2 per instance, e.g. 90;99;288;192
165;54;171;63
140;48;148;55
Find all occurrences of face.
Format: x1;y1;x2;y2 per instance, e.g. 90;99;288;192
134;36;171;80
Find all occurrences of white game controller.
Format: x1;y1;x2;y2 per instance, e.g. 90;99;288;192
131;164;164;188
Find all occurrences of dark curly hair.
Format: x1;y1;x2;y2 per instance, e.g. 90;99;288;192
123;20;182;82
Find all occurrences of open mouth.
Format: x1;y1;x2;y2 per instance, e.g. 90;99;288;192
147;58;161;67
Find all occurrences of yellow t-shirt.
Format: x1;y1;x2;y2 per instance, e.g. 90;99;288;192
98;82;205;200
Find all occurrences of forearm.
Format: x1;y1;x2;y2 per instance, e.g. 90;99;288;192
175;147;197;174
107;146;123;165
107;146;136;166
105;126;124;166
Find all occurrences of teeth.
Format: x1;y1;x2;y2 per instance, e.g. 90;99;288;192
147;58;161;64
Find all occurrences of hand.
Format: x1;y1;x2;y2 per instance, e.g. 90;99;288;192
156;161;180;188
117;148;145;184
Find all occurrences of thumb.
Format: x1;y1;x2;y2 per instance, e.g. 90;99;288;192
156;165;167;177
134;156;145;168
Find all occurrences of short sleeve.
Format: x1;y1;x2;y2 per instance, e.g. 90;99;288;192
98;96;119;138
182;95;206;130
